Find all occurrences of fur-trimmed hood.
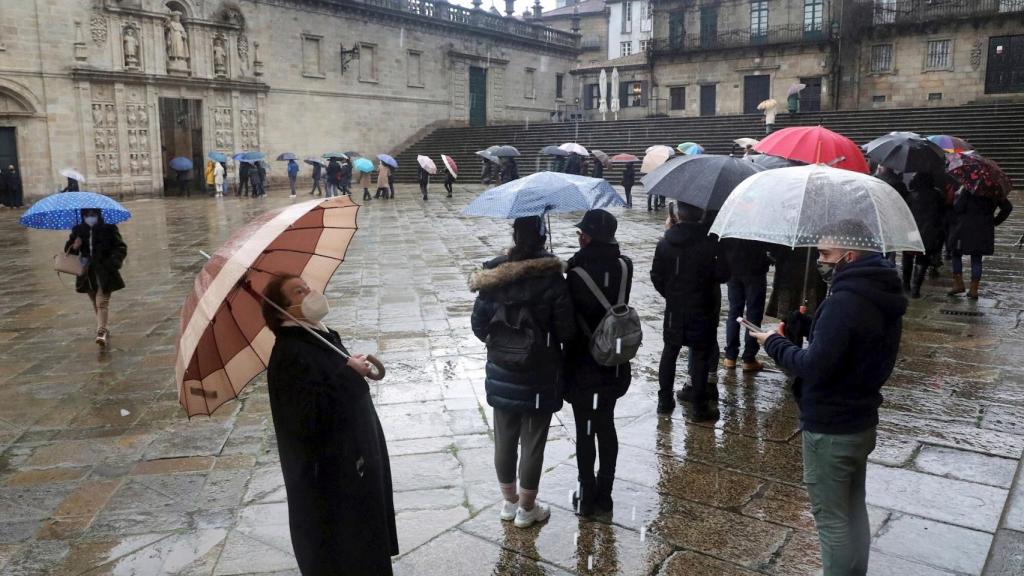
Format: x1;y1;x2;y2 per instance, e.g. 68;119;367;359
469;256;565;292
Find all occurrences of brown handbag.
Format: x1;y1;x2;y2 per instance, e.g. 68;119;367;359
53;251;85;277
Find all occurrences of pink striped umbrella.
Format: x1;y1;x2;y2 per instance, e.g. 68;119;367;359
176;196;360;417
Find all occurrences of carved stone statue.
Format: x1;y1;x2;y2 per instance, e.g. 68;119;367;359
165;12;190;72
213;37;227;77
123;26;140;68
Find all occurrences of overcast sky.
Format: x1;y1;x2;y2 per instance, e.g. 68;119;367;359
447;0;563;15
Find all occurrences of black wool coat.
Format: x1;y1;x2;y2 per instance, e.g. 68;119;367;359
470;253;576;413
65;223;127;294
904;178;946;255
564;242;633;406
621;165;636;188
948;192;1013;256
266;326;398;576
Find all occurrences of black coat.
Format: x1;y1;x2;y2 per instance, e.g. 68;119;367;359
339;163;353;186
765;253;907;434
621;164;636;188
565;154;582;175
417;166;429;184
592;162;604;179
721;238;771;278
1;168;21;207
904;177;946;254
266;326;398;576
326;160;341;184
948;192;1013;256
65;222;127;294
564;243;632;406
470;254;575;413
311;163;322;180
765;246;828;319
651;222;729;345
62;178;80;193
500;159;519;182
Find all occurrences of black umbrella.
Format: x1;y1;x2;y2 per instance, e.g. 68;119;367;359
540;145;569;157
492;145;521;158
343;151;361;158
863;132;945;175
640;154;764;211
747;153;802;170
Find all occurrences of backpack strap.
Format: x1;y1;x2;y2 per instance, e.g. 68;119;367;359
616;258;628;306
571;267;612;311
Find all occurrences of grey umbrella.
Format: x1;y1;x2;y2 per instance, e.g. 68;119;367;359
862;131;946;175
641;154;764;211
475;150;500;164
747;153;802;170
492;145;521;158
541;145;570;157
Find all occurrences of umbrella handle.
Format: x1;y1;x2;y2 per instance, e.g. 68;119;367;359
365;354;386;381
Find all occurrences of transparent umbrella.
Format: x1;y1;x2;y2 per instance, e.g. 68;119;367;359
710;164;925;253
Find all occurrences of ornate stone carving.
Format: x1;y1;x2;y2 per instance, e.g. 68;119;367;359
239;109;258;149
238;34;249;69
213;35;228;77
92;87;121;177
213;106;234;151
970;40;984;71
122;24;141;70
126;103;150;175
90;14;108;46
165;12;190;73
252;41;263;76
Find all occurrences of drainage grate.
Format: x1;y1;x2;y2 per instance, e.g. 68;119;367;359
939;309;985;317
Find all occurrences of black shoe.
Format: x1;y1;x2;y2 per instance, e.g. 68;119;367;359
657;393;676;414
447;194;453;198
594;475;614;514
572;482;596;517
688;404;720;423
676;385;719;403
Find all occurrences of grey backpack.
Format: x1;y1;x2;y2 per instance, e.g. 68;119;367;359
572;259;643;366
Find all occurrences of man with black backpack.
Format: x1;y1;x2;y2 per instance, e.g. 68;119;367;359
469;216;576;529
564;210;640;518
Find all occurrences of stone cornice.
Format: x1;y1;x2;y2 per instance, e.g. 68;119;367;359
446;50;510;65
100;5;243;32
71;68;269;93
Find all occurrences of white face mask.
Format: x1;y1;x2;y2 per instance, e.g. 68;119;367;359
84;216;98;227
289;289;330;324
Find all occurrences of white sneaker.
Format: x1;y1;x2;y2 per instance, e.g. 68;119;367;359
499;500;518;522
514;502;550;528
289;194;296;198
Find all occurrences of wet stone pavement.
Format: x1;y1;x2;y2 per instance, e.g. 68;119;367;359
0;186;1022;575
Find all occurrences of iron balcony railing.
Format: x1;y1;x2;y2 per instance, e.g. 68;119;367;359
862;0;1024;26
351;0;580;49
650;24;831;55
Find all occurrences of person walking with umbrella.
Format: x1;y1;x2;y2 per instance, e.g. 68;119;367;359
621;162;636;208
64;208;128;348
287;159;299;198
500;157;519;183
565;152;582;175
376;161;391;200
213;160;225;198
469;216;576;528
204;160;216;195
238;160;251;197
61;176;81;193
947;187;1013;299
442;155;457;198
325;157;341;198
253;160;267;198
758;99;778;135
338;158;353;196
353;158;374;201
309;160;323;196
417;163;430;201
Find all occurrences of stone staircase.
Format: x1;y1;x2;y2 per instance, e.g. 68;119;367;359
391;103;1024;188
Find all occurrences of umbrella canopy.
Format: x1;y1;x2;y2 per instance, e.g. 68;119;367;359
641;154;764;212
276;153;297;161
21;191;131;229
754;125;869;173
641;145;675;173
610;153;640;163
303;156;326;167
353;157;374;173
610;68;620;113
787;83;807;96
476;150;500;164
560;142;589;156
927;135;973;153
239;151;265;162
599;69;608;114
208;151;228;163
591;150;610;167
322;152;348;160
747;153;802;170
59;168;86;183
676;142;705;155
441;154;458;177
541;145;570;157
863;132;946;175
757;99;778;111
377;154;398;169
734;138;760;148
343;151;362;158
417;155;438;174
710;164;925;253
170;156;193;172
463;172;625;218
176;197;361;417
492;145;521;158
948;153;1012;200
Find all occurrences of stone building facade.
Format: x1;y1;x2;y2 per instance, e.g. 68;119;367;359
0;0;578;198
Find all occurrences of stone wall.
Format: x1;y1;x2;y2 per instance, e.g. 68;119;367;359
0;0;577;198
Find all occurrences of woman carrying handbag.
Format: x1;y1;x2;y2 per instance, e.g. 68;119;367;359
65;208;127;347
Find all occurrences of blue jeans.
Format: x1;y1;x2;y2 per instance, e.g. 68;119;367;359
951;252;983;280
725;275;767;361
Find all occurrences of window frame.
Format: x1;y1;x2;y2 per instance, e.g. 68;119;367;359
869;43;894;73
620;41;633;57
406;49;424;88
358;42;378;83
924;38;954;71
555;73;564;100
750;1;769;40
524;67;536;99
669;86;686;111
301;33;325;79
803;0;824;33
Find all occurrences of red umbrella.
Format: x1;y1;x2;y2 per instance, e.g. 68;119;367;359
176;196;381;417
441;154;458;178
754;126;869;174
948;153;1011;200
610;153;640;163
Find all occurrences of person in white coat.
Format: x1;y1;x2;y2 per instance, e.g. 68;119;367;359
214;162;225;197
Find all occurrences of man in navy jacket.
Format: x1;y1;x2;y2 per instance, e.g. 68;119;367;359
753;219;907;575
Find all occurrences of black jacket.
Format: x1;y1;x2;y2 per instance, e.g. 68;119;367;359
592;162;604;179
65;222;127;294
651;222;729;316
311;163;322;179
722;238;771;278
417;166;429;184
501;159;519;182
905;177;946;254
470;253;575;413
764;253;907;434
949;192;1013;256
326;160;341;184
621;164;636;188
564;243;633;406
266;326;398;575
338;162;353;185
565;154;582;175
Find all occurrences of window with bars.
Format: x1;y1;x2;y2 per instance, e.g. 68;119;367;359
621;41;633;57
870;44;893;72
873;0;896;25
750;1;768;39
803;0;823;33
670;86;685;110
925;39;952;70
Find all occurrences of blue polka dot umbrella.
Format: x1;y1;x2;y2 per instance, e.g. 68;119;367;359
20;191;132;230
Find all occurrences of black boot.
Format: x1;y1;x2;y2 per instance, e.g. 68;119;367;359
595;475;614;514
363;188;371;201
572;477;597;517
688;401;720;423
676;385;719;403
911;264;927;299
657;391;676;414
901;256;913;293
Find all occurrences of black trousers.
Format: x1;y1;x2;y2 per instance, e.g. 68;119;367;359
419;182;428;198
659;323;716;405
571;400;618;483
444;180;453;196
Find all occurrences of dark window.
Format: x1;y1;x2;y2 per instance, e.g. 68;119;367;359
870;44;893;72
872;94;886;103
670;86;686;110
584;84;600;110
928;92;943;100
700;6;718;48
669;11;685;48
750;1;768;40
556;74;564;99
803;0;824;34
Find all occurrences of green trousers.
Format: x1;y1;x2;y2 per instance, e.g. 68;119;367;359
802;428;877;576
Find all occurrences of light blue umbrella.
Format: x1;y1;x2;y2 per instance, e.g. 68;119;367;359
20;192;131;230
377;154;398;169
240;151;265;162
169;156;193;171
463;172;624;218
353;157;374;173
208;151;228;163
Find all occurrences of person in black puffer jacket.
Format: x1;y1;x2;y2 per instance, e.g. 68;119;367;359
754;219;907;575
65;208;128;348
564;209;633;518
469;216;575;529
651;203;729;420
